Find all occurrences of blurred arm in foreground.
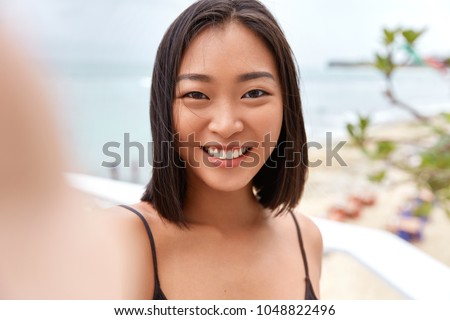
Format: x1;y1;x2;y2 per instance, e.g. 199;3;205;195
0;27;128;299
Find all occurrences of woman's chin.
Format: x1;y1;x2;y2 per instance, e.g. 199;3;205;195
206;181;251;193
189;170;254;193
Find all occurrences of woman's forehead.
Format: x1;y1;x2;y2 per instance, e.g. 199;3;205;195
178;22;278;79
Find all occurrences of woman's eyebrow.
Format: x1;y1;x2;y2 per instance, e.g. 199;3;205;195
176;71;275;83
238;71;275;82
176;73;211;83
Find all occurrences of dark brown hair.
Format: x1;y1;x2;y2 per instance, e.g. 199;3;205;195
141;0;308;227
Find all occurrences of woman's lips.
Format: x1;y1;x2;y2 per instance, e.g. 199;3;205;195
200;145;253;168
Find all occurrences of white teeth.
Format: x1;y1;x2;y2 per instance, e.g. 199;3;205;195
207;146;217;156
206;146;248;160
207;147;218;156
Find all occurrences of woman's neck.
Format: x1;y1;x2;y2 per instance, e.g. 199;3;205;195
182;180;267;232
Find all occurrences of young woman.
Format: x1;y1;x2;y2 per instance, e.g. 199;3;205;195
108;0;322;300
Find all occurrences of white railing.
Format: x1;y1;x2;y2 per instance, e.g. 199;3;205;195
317;218;450;299
67;173;450;300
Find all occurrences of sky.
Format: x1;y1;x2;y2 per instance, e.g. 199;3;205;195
1;0;450;68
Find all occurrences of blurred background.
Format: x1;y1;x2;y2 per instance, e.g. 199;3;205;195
2;0;449;183
1;0;449;299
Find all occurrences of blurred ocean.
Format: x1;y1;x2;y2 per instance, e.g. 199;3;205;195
54;63;450;184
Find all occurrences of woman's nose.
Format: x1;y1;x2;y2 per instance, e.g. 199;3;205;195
207;102;244;139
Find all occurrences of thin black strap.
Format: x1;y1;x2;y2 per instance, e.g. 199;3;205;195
118;205;162;290
289;212;310;279
290;212;318;300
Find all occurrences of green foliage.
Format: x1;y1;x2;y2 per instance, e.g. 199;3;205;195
419;135;450;170
368;170;386;183
441;112;450;123
347;26;450;219
373;140;396;160
346;115;370;148
383;28;396;45
375;54;395;78
401;29;425;45
413;201;433;218
417;135;450;195
374;27;426;79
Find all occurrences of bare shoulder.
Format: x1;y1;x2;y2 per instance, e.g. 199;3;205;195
95;203;158;299
99;205;151;246
292;211;323;254
100;202;163;240
101;203;158;231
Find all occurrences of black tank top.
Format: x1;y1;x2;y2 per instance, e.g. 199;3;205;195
119;205;317;300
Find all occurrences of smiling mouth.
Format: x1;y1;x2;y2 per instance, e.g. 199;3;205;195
201;146;252;160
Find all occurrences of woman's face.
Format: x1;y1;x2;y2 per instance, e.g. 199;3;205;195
173;22;283;192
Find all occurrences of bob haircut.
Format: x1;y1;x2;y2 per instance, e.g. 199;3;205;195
141;0;308;227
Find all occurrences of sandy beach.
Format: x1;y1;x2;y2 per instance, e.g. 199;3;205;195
299;121;450;299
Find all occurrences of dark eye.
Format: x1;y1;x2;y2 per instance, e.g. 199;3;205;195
184;91;209;100
242;89;267;99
